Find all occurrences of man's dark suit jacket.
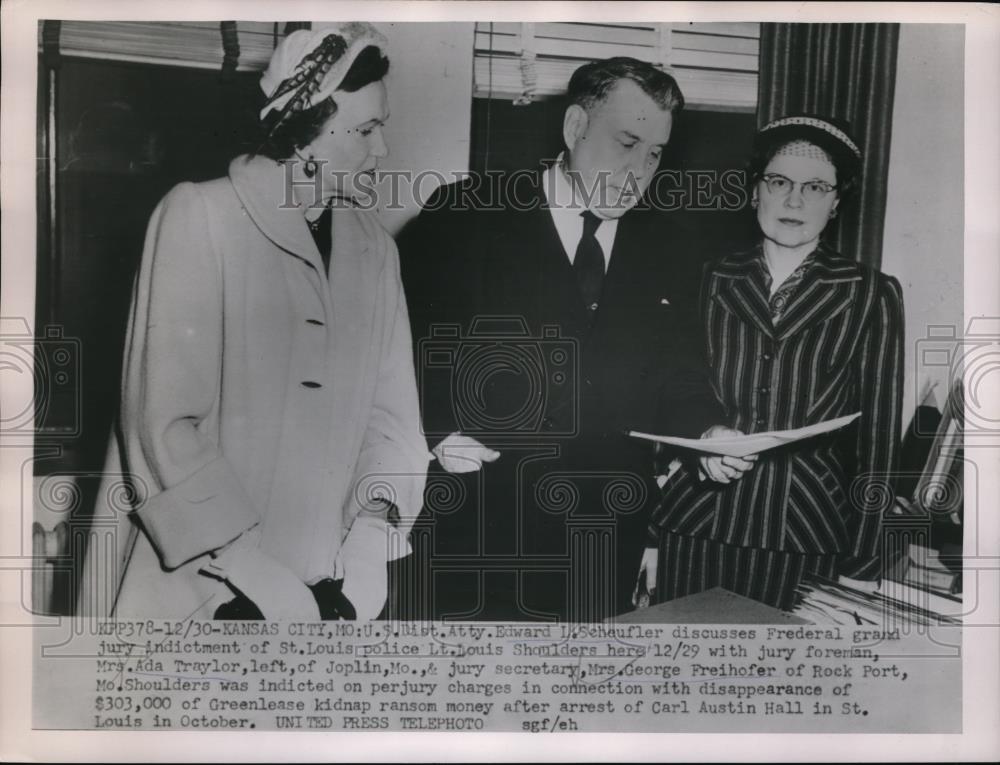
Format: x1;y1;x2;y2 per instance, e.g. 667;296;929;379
399;171;723;622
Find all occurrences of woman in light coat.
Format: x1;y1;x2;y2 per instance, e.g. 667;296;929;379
78;23;429;621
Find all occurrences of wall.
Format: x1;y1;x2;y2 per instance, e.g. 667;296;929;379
360;22;475;236
880;24;965;426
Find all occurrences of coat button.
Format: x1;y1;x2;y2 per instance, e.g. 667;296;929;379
301;381;322;389
758;386;770;394
589;302;599;311
762;352;772;361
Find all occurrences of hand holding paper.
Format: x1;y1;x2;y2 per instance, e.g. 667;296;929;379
630;412;862;457
697;425;758;483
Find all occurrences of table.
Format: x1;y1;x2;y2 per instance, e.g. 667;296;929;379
613;587;810;624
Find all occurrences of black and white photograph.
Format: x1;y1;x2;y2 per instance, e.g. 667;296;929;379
1;0;997;761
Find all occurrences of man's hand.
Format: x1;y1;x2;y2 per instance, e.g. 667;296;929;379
698;425;758;484
433;433;501;474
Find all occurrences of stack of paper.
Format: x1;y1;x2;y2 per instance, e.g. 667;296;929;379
629;413;861;457
793;576;961;627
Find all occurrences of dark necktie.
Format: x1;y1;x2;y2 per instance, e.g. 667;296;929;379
307;205;333;275
574;210;604;316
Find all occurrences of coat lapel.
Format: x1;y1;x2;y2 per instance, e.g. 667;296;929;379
773;246;861;341
711;245;862;341
227;155;327;275
712;249;775;337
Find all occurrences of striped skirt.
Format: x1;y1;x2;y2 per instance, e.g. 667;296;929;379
655;531;837;612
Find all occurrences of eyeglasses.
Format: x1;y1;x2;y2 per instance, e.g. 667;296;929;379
760;173;837;202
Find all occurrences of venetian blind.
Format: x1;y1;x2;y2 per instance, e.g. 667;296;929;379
473;22;760;111
37;21;284;70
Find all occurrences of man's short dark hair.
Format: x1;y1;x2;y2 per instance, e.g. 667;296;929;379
567;57;685;115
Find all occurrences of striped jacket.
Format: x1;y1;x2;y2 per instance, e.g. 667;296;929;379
650;244;904;578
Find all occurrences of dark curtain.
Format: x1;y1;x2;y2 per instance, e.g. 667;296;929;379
757;23;899;268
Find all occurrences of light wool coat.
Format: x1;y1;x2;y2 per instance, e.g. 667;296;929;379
78;155;429;618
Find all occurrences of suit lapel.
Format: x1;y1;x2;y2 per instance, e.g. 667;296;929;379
492;179;590;337
773;246;861;340
711;245;863;340
712;249;774;337
592;209;656;330
599;212;638;308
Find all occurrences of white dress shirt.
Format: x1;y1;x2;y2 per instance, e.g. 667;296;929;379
432;161;622;467
541;158;619;271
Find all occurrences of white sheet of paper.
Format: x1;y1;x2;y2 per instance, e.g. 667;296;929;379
629;412;861;457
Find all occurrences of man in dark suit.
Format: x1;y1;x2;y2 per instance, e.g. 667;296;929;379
399;57;752;622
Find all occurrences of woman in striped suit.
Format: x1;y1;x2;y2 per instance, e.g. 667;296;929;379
647;115;904;611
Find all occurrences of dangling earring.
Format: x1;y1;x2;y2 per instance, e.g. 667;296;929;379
829;208;838;219
303;155;318;179
295;150;318;179
750;195;758;210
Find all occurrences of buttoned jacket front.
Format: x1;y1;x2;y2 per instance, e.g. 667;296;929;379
400;174;724;620
78;154;429;618
651;244;904;578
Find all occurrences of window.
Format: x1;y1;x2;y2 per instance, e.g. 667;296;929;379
35;25;276;469
473;22;760;111
39;20;285;70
